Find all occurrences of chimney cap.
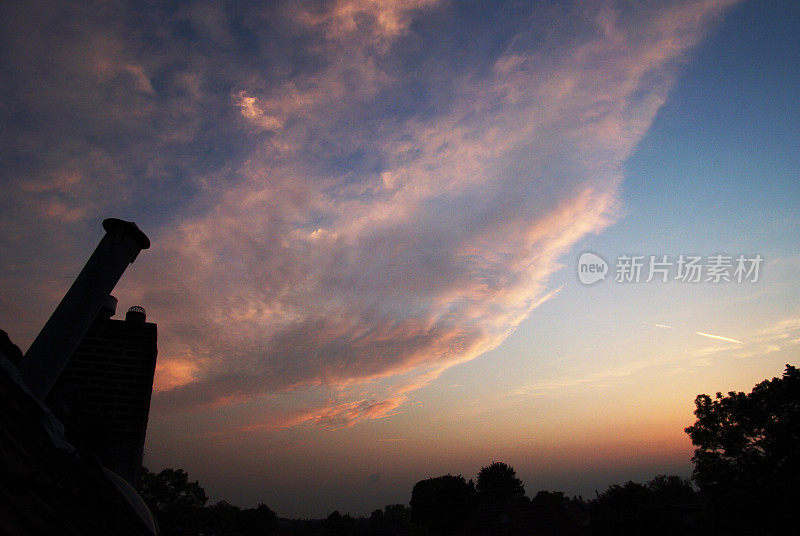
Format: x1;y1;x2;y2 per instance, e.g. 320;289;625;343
126;306;146;322
99;295;118;318
102;218;150;250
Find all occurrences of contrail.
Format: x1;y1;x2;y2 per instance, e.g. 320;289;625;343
695;331;743;344
644;322;744;344
644;321;674;329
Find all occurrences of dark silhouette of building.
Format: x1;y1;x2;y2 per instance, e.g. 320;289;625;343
0;218;158;535
0;337;157;535
49;298;158;487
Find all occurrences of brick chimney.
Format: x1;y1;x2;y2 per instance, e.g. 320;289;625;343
49;303;157;486
18;218;150;400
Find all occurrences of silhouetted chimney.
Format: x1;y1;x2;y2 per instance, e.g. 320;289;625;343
18;218;149;400
50;302;158;486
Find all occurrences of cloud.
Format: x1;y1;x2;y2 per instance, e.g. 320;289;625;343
294;0;439;48
153;358;201;392
0;0;739;432
310;396;407;430
232;91;284;132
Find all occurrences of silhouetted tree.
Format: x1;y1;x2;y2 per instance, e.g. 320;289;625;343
138;467;208;535
590;476;696;536
685;364;800;535
323;510;357;536
528;490;590;534
244;503;279;535
647;475;696;506
383;503;411;521
205;500;242;535
202;500;278;536
137;467;279;535
476;462;525;503
369;508;385;531
410;474;475;534
278;518;324;536
531;490;569;510
138;466;208;513
369;505;412;535
380;503;411;535
590;481;651;536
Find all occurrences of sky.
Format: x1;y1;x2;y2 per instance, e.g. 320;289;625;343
1;0;799;519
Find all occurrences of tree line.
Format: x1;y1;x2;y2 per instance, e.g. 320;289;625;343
138;364;800;535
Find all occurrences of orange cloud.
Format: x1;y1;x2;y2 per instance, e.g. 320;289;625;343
132;0;737;431
0;0;740;434
153;359;200;392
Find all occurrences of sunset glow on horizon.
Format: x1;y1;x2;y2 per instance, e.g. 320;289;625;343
1;0;799;518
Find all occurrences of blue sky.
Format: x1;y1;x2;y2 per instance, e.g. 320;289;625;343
1;0;798;518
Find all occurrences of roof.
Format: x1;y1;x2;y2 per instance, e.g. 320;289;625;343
0;334;156;536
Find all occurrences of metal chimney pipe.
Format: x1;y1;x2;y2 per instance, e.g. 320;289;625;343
18;218;150;400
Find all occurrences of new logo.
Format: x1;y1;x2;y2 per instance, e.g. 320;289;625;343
578;252;608;285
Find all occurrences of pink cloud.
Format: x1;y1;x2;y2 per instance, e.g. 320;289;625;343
128;1;737;431
0;1;739;434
